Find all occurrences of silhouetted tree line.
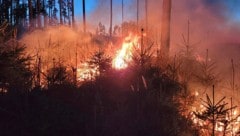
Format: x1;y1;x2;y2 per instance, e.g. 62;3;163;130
0;0;75;36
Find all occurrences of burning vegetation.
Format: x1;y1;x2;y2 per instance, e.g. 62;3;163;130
1;0;240;136
112;33;140;69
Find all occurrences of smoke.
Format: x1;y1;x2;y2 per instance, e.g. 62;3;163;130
170;0;240;49
19;0;240;65
166;0;240;104
73;0;240;47
20;26;99;72
82;0;240;56
19;0;240;98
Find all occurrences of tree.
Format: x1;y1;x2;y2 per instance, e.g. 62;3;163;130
0;1;11;24
47;0;54;24
196;49;218;91
36;0;41;27
96;22;106;35
88;51;111;78
59;0;63;24
28;0;33;28
145;0;148;31
122;0;124;29
45;61;68;87
160;0;172;57
71;0;75;27
47;0;58;25
194;86;239;136
137;0;139;26
43;0;48;27
109;0;112;36
113;25;120;36
82;0;86;32
0;23;32;92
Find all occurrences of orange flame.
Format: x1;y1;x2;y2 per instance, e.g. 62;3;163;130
77;62;99;82
112;33;140;69
188;96;240;135
76;33;140;81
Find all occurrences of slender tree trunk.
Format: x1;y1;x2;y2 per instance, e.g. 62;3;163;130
0;1;2;24
82;0;86;32
37;57;41;87
72;0;75;27
212;85;215;136
160;0;172;57
122;0;124;36
109;0;112;37
3;1;10;23
37;0;41;27
59;0;63;24
43;0;48;28
137;0;139;26
122;0;124;24
230;97;233;135
48;0;51;23
28;0;33;28
10;0;13;25
145;0;148;32
67;0;71;26
15;0;20;25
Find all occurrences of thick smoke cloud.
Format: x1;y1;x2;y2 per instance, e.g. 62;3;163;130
21;1;240;73
85;0;240;51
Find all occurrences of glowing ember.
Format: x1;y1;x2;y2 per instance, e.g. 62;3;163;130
77;62;99;81
216;122;224;132
194;91;199;96
112;33;140;69
189;103;240;135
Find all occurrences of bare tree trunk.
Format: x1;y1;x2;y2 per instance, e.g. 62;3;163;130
15;0;20;25
28;0;33;28
48;0;51;24
231;59;235;95
59;0;63;24
43;0;48;28
67;0;71;26
122;0;124;36
160;0;172;57
137;0;139;26
82;0;86;32
0;1;2;24
10;0;13;25
145;0;148;32
37;57;41;87
72;0;75;27
110;0;112;37
212;85;215;136
37;0;41;27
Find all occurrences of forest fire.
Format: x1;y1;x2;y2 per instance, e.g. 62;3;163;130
2;0;240;135
77;62;99;81
184;91;240;135
112;33;140;69
187;105;240;135
75;33;140;81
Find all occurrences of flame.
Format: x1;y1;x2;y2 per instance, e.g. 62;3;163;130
112;33;140;69
195;91;199;96
177;91;240;135
215;122;224;132
77;62;99;81
76;33;140;81
233;110;238;116
189;103;240;135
